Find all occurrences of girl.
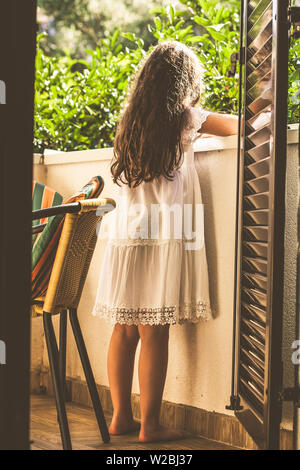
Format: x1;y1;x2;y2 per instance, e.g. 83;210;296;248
92;41;238;442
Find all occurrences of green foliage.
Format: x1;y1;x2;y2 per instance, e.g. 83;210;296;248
37;0;167;56
34;32;144;152
35;0;300;153
288;36;300;125
35;1;241;152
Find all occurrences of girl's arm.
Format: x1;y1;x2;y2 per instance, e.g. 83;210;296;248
200;112;239;136
201;96;268;136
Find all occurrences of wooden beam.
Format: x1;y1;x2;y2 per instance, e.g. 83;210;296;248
0;1;37;450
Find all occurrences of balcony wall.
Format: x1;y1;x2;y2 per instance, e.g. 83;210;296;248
32;127;299;429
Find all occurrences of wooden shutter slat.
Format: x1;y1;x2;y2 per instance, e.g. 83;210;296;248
243;241;268;258
248;5;272;40
245;175;269;193
248;105;271;127
248;53;272;85
248;88;272;113
244;193;269;210
247;141;270;161
243;256;268;275
243;287;267;308
243;272;268;291
248;19;272;52
247;72;271;100
246;157;270;178
241;347;265;373
247;125;271;145
242;316;266;338
244;209;269;225
240;377;264;408
242;302;266;324
241;362;265;389
244;225;268;241
241;332;265;356
249;0;272;23
249;36;272;67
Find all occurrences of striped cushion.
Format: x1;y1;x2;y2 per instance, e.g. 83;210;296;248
32;176;104;301
32;181;63;246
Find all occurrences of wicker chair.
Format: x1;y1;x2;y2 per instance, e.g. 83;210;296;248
32;197;115;450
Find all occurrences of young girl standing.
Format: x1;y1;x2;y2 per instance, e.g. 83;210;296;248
92;41;238;442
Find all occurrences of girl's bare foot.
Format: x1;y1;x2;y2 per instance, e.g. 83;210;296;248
139;425;184;443
109;417;140;435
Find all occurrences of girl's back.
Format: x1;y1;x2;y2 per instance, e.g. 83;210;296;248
92;41;238;443
93;102;213;325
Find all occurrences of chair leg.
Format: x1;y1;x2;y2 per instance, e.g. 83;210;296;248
59;310;67;400
69;308;110;443
43;312;72;450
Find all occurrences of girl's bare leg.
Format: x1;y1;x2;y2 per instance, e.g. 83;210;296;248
108;324;140;435
137;324;184;442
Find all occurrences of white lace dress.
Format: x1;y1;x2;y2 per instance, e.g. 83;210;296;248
92;107;213;325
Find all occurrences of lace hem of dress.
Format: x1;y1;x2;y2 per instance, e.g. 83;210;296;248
92;301;212;325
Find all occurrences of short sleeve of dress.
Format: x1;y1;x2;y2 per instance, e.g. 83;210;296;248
181;107;212;146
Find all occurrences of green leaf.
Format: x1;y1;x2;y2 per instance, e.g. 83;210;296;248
207;23;226;32
122;32;136;42
206;27;227;41
154;17;162;30
290;69;300;81
167;5;175;24
193;16;210;27
175;20;185;30
114;44;122;54
215;6;225;24
111;29;120;48
149;7;166;16
187;35;206;44
199;0;209;10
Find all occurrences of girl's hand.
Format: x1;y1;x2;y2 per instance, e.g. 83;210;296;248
199;95;270;137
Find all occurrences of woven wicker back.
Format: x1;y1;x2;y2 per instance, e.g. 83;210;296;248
43;198;115;314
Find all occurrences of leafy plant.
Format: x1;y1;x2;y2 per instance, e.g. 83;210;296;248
34;0;299;153
37;0;170;56
288;35;300;125
34;32;145;152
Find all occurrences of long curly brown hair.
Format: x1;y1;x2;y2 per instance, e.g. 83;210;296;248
111;41;203;187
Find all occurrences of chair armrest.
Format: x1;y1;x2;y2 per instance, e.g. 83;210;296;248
32;202;81;221
32;198;115;235
78;198;116;214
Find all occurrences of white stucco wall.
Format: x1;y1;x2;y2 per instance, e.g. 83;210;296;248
32;128;299;423
282;141;299;429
